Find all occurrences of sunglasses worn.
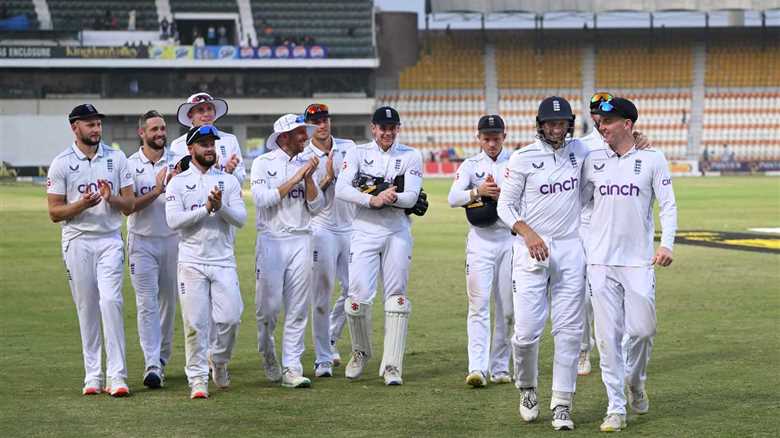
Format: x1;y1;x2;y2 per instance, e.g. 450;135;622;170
591;92;613;104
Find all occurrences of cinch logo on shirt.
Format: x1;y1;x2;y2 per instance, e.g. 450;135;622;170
288;186;305;199
662;178;672;186
189;203;206;210
77;181;113;193
599;183;640;197
138;185;156;195
540;177;578;194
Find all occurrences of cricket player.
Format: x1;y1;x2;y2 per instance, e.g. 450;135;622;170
298;103;357;376
335;106;424;386
581;97;677;432
165;125;247;399
47;104;135;396
251;114;323;388
126;110;178;388
497;97;589;430
447;114;513;388
170;92;245;185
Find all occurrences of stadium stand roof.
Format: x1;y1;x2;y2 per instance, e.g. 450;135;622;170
430;0;780;14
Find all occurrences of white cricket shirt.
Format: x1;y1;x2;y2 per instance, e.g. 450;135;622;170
300;137;356;233
126;146;176;237
171;128;246;185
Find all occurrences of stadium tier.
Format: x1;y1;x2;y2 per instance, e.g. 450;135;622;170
251;0;374;57
705;43;780;87
595;43;693;89
47;0;159;31
399;34;485;89
703;91;780;160
170;0;238;13
496;42;581;89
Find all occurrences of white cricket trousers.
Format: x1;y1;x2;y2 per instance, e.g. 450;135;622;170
465;232;513;375
255;233;312;373
347;229;412;304
588;265;656;415
128;233;178;370
311;227;350;365
178;263;243;384
512;236;584;394
62;232;127;384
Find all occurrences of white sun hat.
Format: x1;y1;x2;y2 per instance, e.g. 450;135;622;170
176;92;229;127
265;113;317;150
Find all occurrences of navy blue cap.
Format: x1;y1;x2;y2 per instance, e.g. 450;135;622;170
69;104;105;122
372;106;401;125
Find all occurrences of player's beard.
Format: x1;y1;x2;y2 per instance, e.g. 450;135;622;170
146;135;167;150
193;151;215;168
80;132;101;146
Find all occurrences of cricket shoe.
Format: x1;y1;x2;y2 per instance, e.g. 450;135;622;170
490;371;512;384
263;354;282;383
105;378;130;397
282;368;311;388
383;365;403;386
551;405;575;431
143;366;163;389
314;362;333;378
190;379;208;399
627;385;649;414
82;379;102;395
466;371;487;388
577;351;592;376
518;387;539;422
600;414;626;432
210;360;230;389
345;351;368;380
330;342;342;367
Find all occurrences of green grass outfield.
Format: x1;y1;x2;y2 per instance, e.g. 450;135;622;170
1;176;778;437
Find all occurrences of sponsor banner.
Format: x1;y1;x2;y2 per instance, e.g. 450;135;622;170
148;45;193;60
707;161;780;173
0;44;328;60
668;159;699;176
194;45;238;60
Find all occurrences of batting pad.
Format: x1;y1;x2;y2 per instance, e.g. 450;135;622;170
345;297;372;358
379;295;411;376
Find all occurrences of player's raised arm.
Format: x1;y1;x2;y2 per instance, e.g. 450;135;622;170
46;160;100;222
217;178;247;228
303;158;325;214
164;180;208;230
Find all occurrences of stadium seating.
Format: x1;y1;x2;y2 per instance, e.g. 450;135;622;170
3;0;39;30
496;41;581;89
619;92;690;160
378;90;485;166
702;92;780;160
251;0;374;57
705;43;780;87
170;0;237;13
595;43;693;89
399;34;484;89
47;0;159;31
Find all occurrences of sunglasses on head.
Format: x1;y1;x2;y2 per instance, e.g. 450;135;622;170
295;114;306;124
591;92;613;103
305;103;329;115
187;124;219;143
599;101;615;112
191;94;213;103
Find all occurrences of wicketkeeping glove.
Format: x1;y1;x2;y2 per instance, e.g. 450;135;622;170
405;189;429;216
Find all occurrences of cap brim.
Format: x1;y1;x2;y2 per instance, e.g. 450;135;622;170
478;127;505;133
70;113;105;122
265;123;316;150
177;99;229;127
